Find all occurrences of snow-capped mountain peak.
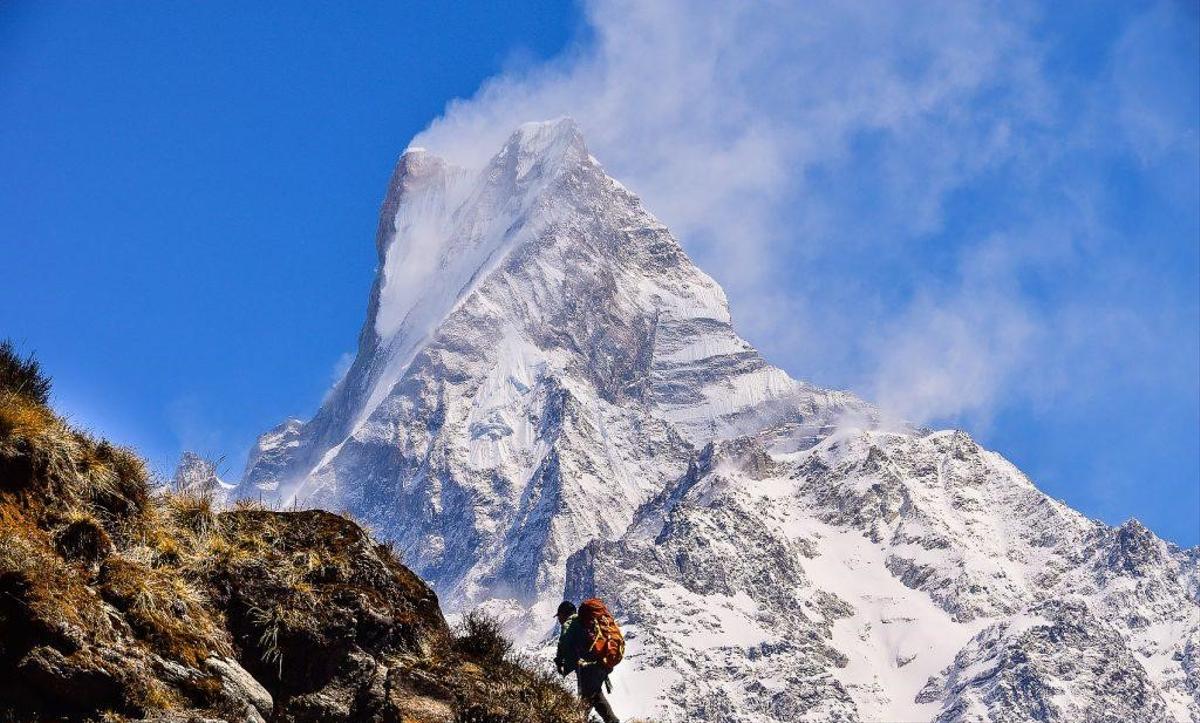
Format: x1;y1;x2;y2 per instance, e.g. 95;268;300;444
237;120;1199;722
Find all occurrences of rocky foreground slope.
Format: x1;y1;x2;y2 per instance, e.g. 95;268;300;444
0;344;581;722
233;119;1200;722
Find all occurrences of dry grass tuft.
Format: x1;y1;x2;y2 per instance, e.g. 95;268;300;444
249;604;287;675
165;487;221;539
454;610;514;664
52;509;113;564
0;390;80;496
97;554;227;667
0;340;51;406
231;496;270;512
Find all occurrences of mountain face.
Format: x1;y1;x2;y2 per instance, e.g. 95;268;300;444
237;119;1200;722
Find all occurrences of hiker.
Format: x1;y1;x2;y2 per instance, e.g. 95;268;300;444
555;599;624;723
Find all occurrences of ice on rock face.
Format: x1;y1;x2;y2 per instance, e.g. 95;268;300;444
567;429;1200;722
241;418;304;494
238;119;1200;722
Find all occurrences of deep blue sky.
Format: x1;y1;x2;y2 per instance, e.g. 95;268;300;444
2;1;1197;546
1;1;580;471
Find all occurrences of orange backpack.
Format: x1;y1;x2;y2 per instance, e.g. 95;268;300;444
578;597;625;669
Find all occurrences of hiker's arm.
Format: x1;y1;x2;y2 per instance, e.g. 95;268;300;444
568;621;591;669
554;621;573;674
554;639;566;674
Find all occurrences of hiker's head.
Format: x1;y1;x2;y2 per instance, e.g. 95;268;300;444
555;600;576;623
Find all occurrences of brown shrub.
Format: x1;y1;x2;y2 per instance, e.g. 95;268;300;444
165;488;221;539
52;511;113;565
454;610;514;664
0;391;78;495
0;340;51;406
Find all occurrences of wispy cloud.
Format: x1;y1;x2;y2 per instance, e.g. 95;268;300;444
330;350;354;385
412;0;1198;429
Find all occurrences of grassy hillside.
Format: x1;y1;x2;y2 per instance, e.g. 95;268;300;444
0;341;582;723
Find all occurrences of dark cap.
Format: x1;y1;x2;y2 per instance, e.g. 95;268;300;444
555;600;576;619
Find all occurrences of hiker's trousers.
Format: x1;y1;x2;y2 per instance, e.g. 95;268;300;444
577;664;619;723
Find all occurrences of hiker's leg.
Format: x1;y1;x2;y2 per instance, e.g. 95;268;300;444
577;669;598;717
577;667;619;723
591;688;619;723
579;692;616;723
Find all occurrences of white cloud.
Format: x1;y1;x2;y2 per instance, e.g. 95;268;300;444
870;283;1040;427
410;0;1197;427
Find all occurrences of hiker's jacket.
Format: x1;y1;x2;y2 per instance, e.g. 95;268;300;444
555;614;589;675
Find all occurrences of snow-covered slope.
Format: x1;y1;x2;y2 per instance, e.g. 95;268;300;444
237;119;1199;722
569;430;1199;721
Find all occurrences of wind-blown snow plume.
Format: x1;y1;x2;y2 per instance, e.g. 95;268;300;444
411;0;1198;434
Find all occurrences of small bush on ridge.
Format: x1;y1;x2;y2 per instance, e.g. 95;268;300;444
454;610;513;664
0;340;51;406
